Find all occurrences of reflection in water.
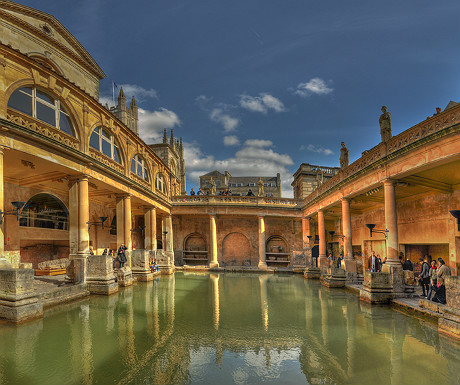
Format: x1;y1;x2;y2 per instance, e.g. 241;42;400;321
0;273;459;385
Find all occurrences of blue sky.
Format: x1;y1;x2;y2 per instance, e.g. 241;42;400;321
22;0;460;196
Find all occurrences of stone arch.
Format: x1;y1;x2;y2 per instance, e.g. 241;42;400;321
28;53;64;76
19;193;69;230
222;232;252;266
184;233;207;251
266;235;289;254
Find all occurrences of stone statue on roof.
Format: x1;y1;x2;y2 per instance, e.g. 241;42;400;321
257;177;264;197
379;106;392;143
340;141;349;168
209;177;216;195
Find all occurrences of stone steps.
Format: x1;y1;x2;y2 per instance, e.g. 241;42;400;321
38;283;89;308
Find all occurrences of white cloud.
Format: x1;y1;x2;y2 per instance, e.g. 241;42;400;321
118;84;158;101
244;139;273;148
240;93;285;114
210;108;239;132
138;107;181;143
183;139;294;197
223;135;240;146
300;144;334;156
294;77;333;97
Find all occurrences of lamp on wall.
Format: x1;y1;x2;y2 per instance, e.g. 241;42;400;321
87;216;108;230
0;201;26;224
365;223;389;239
450;210;460;231
328;230;345;240
131;225;146;236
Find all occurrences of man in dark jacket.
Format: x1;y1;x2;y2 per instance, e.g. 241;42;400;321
431;277;446;304
419;258;430;298
117;244;128;268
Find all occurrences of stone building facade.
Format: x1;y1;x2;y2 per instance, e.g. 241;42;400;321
200;170;282;197
291;164;340;200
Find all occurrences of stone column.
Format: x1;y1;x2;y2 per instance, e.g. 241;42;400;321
144;207;157;252
258;215;267;270
341;199;357;277
209;214;219;268
123;195;132;252
302;217;310;249
77;177;89;254
318;210;328;269
158;214;174;273
384;180;399;265
0;147;4;257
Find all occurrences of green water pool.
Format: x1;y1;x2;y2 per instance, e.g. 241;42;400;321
0;272;459;385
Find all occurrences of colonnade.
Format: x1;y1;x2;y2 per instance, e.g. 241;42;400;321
304;179;400;273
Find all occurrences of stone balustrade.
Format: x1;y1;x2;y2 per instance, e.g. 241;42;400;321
171;195;301;208
303;102;460;206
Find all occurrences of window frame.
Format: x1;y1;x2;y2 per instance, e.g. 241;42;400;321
131;154;149;181
8;86;75;137
89;126;121;164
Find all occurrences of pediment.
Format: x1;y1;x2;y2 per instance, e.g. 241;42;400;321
0;1;105;79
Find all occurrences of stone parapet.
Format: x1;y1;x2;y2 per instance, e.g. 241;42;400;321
86;255;118;295
321;268;346;288
438;276;460;340
157;250;175;274
341;259;358;282
360;271;393;304
117;267;133;287
0;268;43;323
131;249;154;281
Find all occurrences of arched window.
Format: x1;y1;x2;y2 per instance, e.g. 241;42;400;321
131;154;149;181
155;173;166;194
19;193;68;230
7;86;74;136
89;127;121;163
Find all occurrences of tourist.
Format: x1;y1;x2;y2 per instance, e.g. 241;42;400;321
190;188;195;196
197;188;203;195
431;277;446;304
247;189;254;196
433;107;442;116
419;258;430;298
426;260;437;300
150;260;155;273
89;246;94;255
102;248;108;256
402;257;413;271
328;253;333;267
377;255;382;272
436;258;451;284
370;251;377;272
336;254;343;268
117;243;127;268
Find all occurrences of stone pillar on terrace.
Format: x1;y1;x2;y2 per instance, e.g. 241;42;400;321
258;215;267;270
86;254;118;295
131;207;156;282
116;194;133;286
144;207;157;253
341;198;357;277
67;175;90;283
0;147;4;259
317;210;328;270
382;179;404;295
209;214;219;268
158;214;174;274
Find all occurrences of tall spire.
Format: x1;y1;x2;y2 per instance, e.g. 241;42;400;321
180;137;184;155
170;129;174;147
118;87;125;101
163;128;167;144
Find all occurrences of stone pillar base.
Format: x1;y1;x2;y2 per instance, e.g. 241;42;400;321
86;255;119;295
87;281;119;295
360;271;393;304
318;256;330;273
341;259;358;282
304;267;321;279
158;265;174;275
321;268;346;288
438;276;460;341
66;255;87;283
117;267;133;287
132;270;154;281
258;262;268;270
382;263;405;297
403;270;416;293
209;262;219;269
0;268;43;323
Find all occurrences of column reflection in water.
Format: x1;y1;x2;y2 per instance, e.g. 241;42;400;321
259;275;269;331
210;273;220;330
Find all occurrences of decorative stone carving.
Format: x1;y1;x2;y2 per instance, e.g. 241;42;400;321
257;177;264;197
209;177;216;195
379;105;392;143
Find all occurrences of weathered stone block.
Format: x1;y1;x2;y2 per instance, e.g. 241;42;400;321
66;255;87;283
0;268;43;323
404;270;416;293
117;267;133;287
446;276;460;310
86;255;118;295
360;271;392;304
321;268;346;288
304;267;321;279
131;249;154;281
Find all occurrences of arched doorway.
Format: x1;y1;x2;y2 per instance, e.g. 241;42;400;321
19;193;68;230
183;233;208;265
222;232;251;266
265;235;289;266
